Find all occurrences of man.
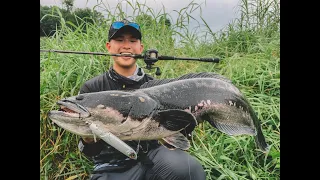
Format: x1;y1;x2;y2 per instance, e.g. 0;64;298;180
78;19;206;180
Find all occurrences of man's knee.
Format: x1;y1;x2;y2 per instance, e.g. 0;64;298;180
149;146;206;180
169;154;205;179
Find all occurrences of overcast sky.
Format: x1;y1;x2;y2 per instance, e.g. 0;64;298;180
40;0;240;34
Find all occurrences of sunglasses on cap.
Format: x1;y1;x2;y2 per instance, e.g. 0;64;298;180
111;21;140;31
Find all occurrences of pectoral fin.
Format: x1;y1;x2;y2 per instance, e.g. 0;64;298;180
159;132;191;150
157;109;197;131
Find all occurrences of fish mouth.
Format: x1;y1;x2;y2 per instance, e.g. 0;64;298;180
51;99;90;118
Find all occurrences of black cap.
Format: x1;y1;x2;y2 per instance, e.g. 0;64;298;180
108;19;142;41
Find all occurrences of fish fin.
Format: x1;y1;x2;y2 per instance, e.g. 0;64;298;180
179;128;194;140
158;139;176;150
157;109;197;131
251;115;270;152
213;120;270;152
140;78;176;88
254;128;270;152
140;72;232;89
161;132;191;150
211;120;257;136
177;72;232;83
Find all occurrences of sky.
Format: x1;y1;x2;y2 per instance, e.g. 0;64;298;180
40;0;240;34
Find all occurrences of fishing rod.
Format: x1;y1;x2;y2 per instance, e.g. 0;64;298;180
40;49;220;75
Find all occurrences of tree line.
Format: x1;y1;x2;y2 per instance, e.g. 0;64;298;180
40;4;105;37
40;4;172;38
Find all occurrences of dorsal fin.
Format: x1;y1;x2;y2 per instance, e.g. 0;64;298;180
140;72;232;89
177;72;232;83
140;78;176;89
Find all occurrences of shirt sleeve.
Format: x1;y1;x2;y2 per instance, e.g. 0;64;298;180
79;82;92;94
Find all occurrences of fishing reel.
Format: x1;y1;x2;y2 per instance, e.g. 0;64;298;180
136;49;221;76
137;49;161;76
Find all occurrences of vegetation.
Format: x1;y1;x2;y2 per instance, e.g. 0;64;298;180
40;0;280;179
40;4;104;36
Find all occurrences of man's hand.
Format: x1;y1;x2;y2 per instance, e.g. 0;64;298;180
82;137;100;144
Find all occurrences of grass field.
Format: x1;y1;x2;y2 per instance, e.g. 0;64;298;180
40;0;280;179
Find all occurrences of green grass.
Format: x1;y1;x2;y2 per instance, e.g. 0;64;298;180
40;0;280;179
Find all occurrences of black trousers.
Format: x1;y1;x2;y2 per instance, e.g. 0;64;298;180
90;145;206;180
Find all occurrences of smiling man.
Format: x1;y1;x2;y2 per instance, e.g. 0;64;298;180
77;19;206;180
106;19;144;76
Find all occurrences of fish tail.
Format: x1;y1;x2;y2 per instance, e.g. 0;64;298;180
254;122;270;152
248;105;270;152
203;107;270;152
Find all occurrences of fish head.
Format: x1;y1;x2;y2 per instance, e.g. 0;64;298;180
47;91;160;137
47;99;93;137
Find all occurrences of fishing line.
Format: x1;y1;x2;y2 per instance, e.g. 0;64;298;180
135;139;141;155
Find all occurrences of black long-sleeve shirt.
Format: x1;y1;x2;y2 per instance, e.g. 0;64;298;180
77;67;160;172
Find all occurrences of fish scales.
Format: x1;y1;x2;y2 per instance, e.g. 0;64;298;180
139;78;248;113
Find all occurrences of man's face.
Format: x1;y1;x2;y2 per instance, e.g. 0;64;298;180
106;32;144;69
